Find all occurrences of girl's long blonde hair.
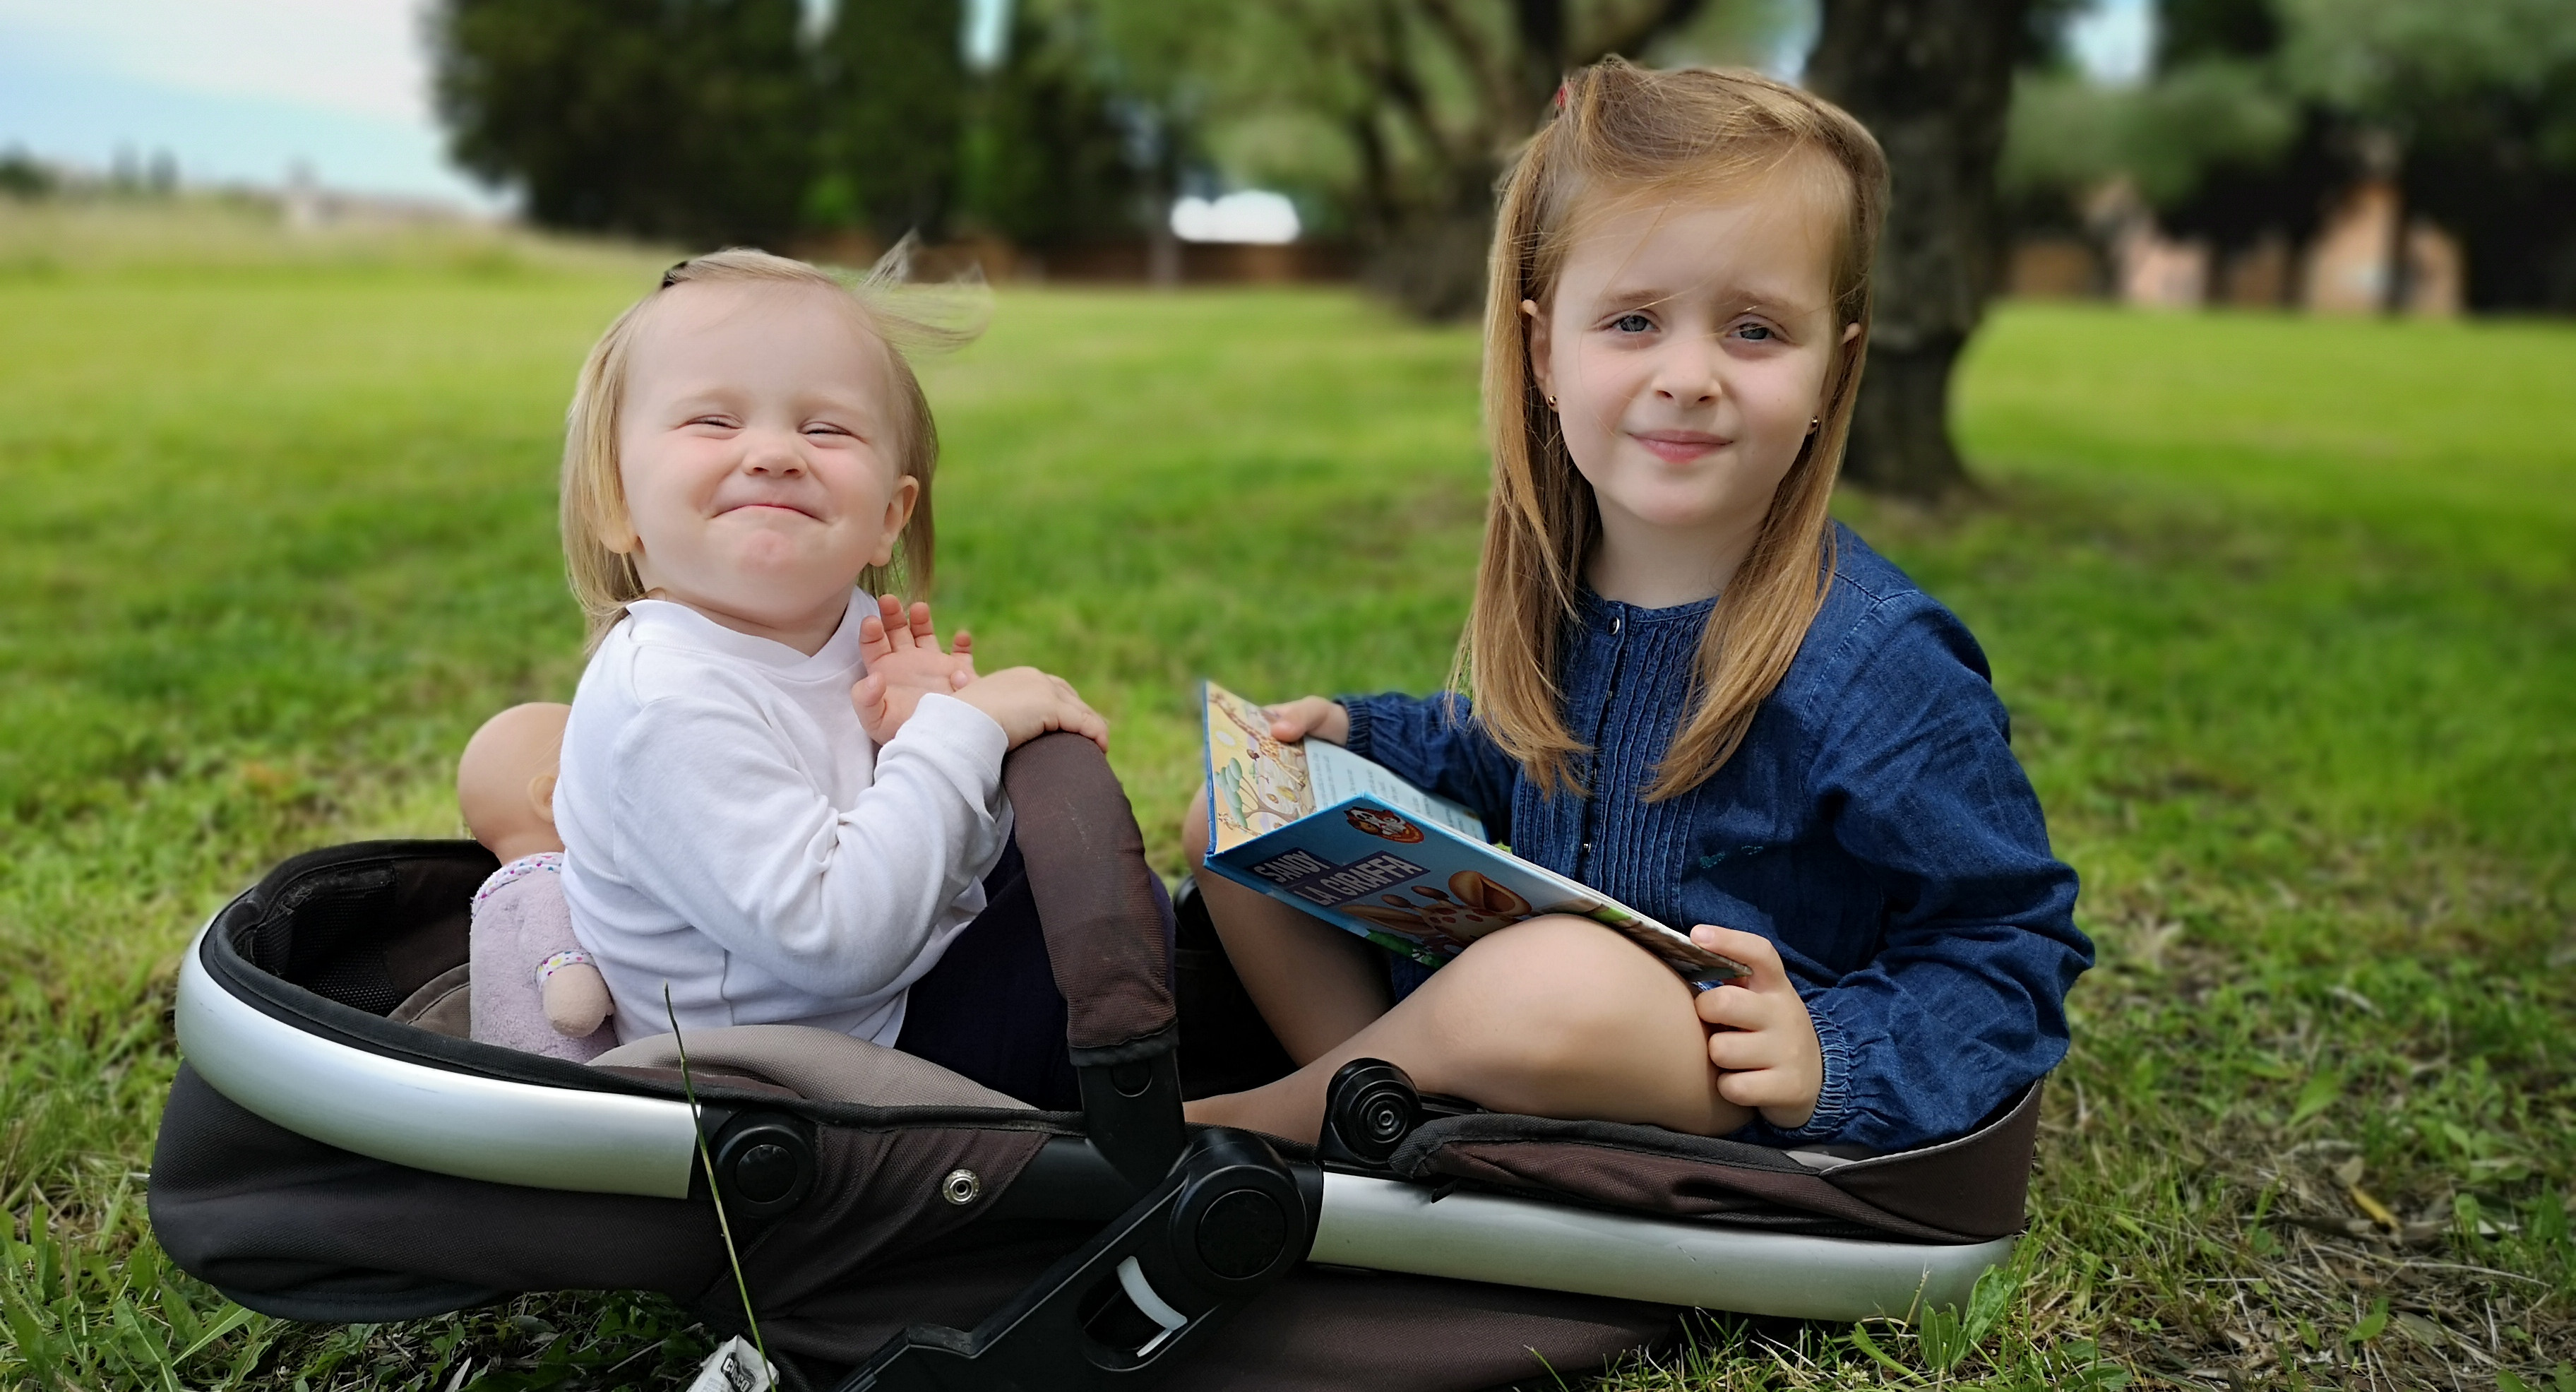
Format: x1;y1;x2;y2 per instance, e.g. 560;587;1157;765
559;244;984;650
1464;59;1888;800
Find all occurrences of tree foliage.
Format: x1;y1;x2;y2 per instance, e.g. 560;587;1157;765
429;0;1146;251
809;0;966;242
1999;0;2576;309
1071;0;1813;316
433;0;813;247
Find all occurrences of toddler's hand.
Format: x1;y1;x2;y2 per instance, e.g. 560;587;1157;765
1690;926;1824;1131
851;595;979;745
954;666;1109;753
1263;696;1349;746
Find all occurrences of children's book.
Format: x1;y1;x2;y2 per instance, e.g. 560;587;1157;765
1200;682;1750;989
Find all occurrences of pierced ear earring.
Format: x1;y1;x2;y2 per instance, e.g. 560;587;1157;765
1548;395;1560;410
1809;417;1821;432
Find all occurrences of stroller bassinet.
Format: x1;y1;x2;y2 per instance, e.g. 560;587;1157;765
149;734;2041;1391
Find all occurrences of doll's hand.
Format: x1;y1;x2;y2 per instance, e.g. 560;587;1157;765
542;961;614;1037
1690;926;1824;1131
851;595;979;744
1263;696;1349;746
953;667;1109;752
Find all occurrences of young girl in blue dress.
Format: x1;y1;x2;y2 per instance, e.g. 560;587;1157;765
1183;60;2090;1154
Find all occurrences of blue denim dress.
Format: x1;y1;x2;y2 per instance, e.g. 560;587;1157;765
1341;523;2089;1152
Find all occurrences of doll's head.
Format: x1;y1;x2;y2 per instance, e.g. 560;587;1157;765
458;703;571;864
559;247;983;652
1465;59;1887;801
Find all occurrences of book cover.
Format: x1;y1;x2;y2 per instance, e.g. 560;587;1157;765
1200;682;1748;988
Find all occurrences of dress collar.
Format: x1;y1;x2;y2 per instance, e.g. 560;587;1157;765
1575;588;1720;634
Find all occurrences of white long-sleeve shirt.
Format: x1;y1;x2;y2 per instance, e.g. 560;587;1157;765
556;596;1011;1047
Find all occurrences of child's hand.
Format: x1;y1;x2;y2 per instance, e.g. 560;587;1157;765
1689;925;1824;1130
850;595;978;745
1263;696;1349;745
953;667;1109;752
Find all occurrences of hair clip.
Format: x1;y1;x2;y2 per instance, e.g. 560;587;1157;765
1553;83;1568;111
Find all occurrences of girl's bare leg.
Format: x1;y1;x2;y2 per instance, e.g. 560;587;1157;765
1182;787;1391;1063
1185;915;1754;1143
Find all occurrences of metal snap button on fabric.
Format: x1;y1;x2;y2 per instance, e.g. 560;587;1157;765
941;1168;982;1206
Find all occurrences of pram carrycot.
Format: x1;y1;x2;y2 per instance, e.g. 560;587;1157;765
149;734;2044;1391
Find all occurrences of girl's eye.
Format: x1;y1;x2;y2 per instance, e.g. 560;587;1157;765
1610;313;1654;334
1734;323;1775;342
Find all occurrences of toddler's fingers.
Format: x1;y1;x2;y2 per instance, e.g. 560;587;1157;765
857;611;889;655
1060;693;1111;751
950;629;974;667
907;600;936;643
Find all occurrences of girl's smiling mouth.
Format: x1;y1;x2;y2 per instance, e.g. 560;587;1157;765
1630;429;1727;463
715;499;822;520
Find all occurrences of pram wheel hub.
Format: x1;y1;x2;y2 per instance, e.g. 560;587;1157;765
1321;1057;1421;1166
711;1116;816;1218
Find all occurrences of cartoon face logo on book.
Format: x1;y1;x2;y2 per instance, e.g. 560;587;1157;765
1345;807;1424;843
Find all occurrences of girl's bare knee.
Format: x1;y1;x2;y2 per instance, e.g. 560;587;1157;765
1436;915;1688;1066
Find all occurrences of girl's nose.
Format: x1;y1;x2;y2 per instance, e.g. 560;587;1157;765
1651;340;1724;405
742;432;806;475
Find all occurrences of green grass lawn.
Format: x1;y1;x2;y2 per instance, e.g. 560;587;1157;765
1;217;2571;1389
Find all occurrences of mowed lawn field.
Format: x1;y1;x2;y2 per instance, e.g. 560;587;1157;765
1;219;2572;1389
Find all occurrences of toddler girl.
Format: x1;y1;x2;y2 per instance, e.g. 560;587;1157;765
552;249;1104;1105
1186;61;2090;1153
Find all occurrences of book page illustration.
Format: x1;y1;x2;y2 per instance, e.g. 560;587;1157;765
1204;683;1314;853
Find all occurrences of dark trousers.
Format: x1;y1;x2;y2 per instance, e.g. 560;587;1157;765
893;840;1081;1110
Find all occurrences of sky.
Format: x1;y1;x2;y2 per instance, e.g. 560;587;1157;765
0;0;499;207
0;0;2153;211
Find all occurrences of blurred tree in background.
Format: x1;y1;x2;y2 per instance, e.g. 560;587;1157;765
1072;0;1823;317
2001;0;2576;311
1805;0;2075;495
429;0;2570;496
809;0;965;243
433;0;814;247
955;5;1150;253
431;0;1144;252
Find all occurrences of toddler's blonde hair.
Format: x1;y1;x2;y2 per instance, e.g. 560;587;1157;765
1465;59;1888;800
559;245;984;650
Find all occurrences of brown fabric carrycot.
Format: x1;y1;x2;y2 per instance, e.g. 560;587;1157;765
149;734;2040;1391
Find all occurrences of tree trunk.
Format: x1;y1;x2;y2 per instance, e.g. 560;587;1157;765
1807;0;2031;499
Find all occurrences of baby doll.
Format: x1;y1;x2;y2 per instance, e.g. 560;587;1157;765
458;702;616;1061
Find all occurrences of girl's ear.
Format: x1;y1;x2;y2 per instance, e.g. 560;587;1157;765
1522;299;1556;404
870;475;922;569
600;496;642;556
